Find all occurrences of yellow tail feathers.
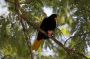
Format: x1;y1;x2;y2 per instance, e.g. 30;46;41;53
32;39;43;51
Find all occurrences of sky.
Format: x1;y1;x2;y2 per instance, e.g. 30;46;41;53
0;0;9;17
43;6;53;16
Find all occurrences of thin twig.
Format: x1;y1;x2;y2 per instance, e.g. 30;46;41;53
64;31;90;46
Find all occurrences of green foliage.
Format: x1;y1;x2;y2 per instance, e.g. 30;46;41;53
0;0;90;59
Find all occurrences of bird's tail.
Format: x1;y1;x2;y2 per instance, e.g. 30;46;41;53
32;39;43;51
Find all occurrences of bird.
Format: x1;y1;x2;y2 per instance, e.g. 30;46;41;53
32;14;57;51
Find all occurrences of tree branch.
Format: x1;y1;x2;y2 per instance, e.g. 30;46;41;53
19;12;88;59
14;0;33;59
13;1;88;59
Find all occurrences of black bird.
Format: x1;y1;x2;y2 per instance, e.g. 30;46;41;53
32;14;57;51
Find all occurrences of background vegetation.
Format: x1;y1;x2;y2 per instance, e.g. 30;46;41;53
0;0;90;59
